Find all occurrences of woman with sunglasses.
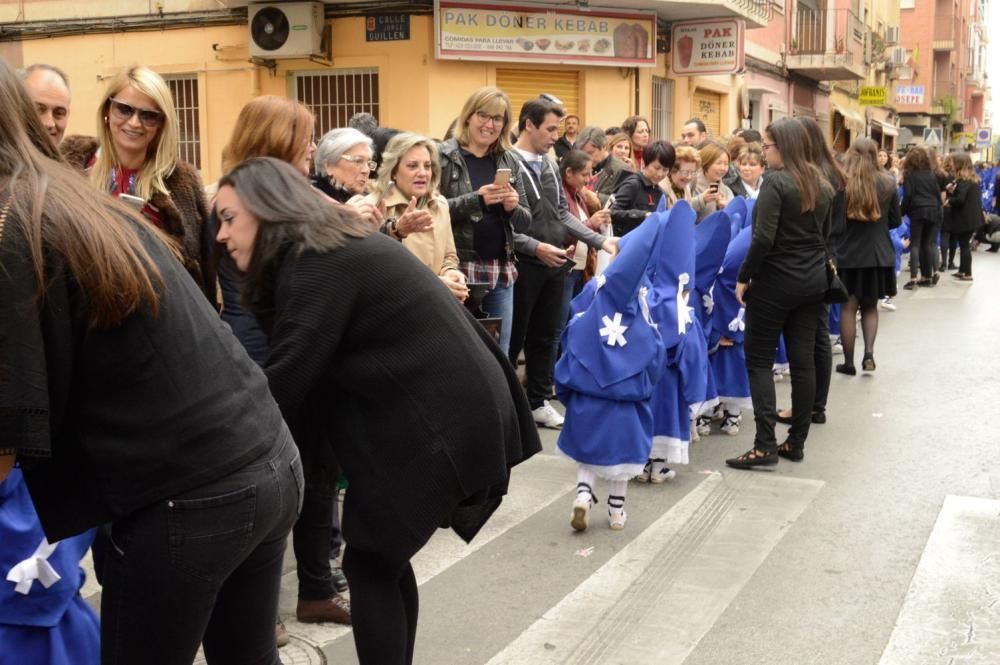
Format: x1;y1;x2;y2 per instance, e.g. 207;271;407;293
61;66;214;304
438;86;531;354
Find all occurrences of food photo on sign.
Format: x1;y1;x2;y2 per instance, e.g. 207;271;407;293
670;19;746;76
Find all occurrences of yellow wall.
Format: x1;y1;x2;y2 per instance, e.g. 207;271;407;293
15;15;694;181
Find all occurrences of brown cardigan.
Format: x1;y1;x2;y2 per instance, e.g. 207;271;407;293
61;135;216;306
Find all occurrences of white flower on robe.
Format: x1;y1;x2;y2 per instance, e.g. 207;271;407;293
599;312;628;347
6;538;61;595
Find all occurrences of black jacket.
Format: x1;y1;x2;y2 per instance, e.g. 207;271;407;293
738;168;833;296
836;175;901;269
3;214;283;541
438;139;532;265
554;135;575;160
257;233;541;569
947;180;984;234
901;169;943;222
610;171;660;236
592;154;630;206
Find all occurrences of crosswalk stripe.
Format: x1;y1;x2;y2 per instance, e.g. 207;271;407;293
878;495;1000;665
485;471;824;665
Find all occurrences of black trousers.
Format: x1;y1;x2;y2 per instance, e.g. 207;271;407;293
813;304;833;414
744;284;824;452
909;216;938;279
953;230;974;275
343;548;418;665
509;260;566;408
101;432;302;665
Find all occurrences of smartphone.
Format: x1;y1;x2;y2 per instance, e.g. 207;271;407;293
602;194;616;210
118;193;146;211
374;180;395;206
709;183;719;194
494;168;512;187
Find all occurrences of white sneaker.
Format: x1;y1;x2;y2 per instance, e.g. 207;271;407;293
532;400;564;428
720;412;741;436
651;468;676;484
608;508;627;531
570;495;592;532
695;415;712;437
772;369;786;382
832;337;843;355
878;297;897;311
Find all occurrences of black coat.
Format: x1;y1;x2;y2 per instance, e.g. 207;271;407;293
610;171;660;236
258;232;541;570
901;169;942;223
836;175;901;269
947;180;984;234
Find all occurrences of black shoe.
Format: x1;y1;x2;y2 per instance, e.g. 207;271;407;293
331;564;349;593
835;363;857;376
862;353;876;372
777;442;804;462
930;273;940;285
725;447;778;470
947;263;958;270
903;280;918;290
775;410;826;425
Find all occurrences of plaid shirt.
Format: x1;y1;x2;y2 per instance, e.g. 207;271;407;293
459;259;517;290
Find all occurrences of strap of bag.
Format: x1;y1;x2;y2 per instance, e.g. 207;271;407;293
806;202;838;274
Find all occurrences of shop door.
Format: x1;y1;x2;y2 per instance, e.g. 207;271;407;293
691;89;722;141
496;69;580;121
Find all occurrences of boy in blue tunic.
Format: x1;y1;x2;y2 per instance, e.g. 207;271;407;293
710;226;754;434
1;469;100;665
555;214;665;532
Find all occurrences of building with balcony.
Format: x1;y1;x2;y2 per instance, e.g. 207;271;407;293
897;0;988;153
0;0;774;181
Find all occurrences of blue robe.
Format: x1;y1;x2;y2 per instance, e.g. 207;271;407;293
0;470;100;665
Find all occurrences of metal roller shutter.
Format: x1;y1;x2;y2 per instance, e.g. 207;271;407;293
691;88;723;141
496;69;579;121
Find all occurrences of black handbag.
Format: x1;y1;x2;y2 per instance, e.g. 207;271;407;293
810;205;848;304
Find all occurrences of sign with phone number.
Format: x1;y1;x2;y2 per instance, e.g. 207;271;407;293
895;85;924;105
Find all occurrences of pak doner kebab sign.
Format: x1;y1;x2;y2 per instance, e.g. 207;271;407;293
435;1;656;67
671;19;746;76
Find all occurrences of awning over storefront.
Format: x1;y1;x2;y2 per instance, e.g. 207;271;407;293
834;106;865;133
873;120;899;137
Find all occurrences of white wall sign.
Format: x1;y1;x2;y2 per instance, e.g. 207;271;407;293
671;19;746;75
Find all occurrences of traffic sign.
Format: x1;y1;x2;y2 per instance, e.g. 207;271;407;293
923;127;942;146
976;128;992;148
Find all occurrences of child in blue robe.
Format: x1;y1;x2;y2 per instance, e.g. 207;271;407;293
555;214;665;532
710;226;754;435
1;469;100;665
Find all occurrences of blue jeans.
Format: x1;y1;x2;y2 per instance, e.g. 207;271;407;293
553;269;583;369
481;282;514;356
101;428;302;665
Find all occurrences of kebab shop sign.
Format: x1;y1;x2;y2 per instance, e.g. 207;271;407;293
435;1;656;67
671;19;746;76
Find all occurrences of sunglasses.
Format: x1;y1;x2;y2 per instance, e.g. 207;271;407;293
108;98;165;128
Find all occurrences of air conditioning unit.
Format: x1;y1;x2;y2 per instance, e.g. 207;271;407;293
890;46;907;65
886;25;900;45
249;2;325;59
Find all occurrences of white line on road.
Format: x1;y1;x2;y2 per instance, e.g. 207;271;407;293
485;471;824;665
878;495;1000;665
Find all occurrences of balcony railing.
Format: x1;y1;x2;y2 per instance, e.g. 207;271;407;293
791;7;865;58
933;15;961;46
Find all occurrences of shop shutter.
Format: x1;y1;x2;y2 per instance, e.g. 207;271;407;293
691;89;722;140
496;69;579;121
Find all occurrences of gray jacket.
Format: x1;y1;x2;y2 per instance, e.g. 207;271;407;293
592;155;631;206
438;138;532;265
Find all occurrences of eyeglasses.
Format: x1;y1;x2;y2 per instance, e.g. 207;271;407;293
108;98;165;127
475;110;505;126
339;155;377;170
762;142;776;150
678;169;699;177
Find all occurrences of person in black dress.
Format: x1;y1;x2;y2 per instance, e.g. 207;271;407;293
834;137;901;375
945;153;983;281
214;157;541;665
726;118;834;469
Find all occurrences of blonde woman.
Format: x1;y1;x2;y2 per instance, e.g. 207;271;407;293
607;132;635;171
366;132;468;301
61;66;213;303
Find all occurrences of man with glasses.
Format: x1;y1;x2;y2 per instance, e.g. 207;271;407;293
575;125;629;208
18;64;71;146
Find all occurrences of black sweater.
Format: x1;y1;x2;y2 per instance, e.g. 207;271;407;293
257;232;540;568
3;214;283;541
836;175;901;269
901;169;943;222
610;171;661;237
947;180;983;234
738;168;833;295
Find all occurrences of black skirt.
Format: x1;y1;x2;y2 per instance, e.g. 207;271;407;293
840;266;898;300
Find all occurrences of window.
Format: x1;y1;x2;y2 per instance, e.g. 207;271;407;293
166;76;201;169
295;68;380;138
651;76;674;142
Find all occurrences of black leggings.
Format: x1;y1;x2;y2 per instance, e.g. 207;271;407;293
342;547;418;665
840;296;878;367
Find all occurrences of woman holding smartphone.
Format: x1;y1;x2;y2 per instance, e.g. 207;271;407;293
365;133;468;301
439;86;531;353
60;66;214;304
691;142;734;222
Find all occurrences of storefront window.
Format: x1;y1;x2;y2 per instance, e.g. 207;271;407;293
295;68;380;137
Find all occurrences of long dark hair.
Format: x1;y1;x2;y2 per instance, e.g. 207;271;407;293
0;58;163;328
765;118;825;213
843;137;887;222
797;116;845;191
218;157;373;305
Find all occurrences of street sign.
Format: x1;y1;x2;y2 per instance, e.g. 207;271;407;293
976;127;992;148
923;127;942;146
859;86;886;106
